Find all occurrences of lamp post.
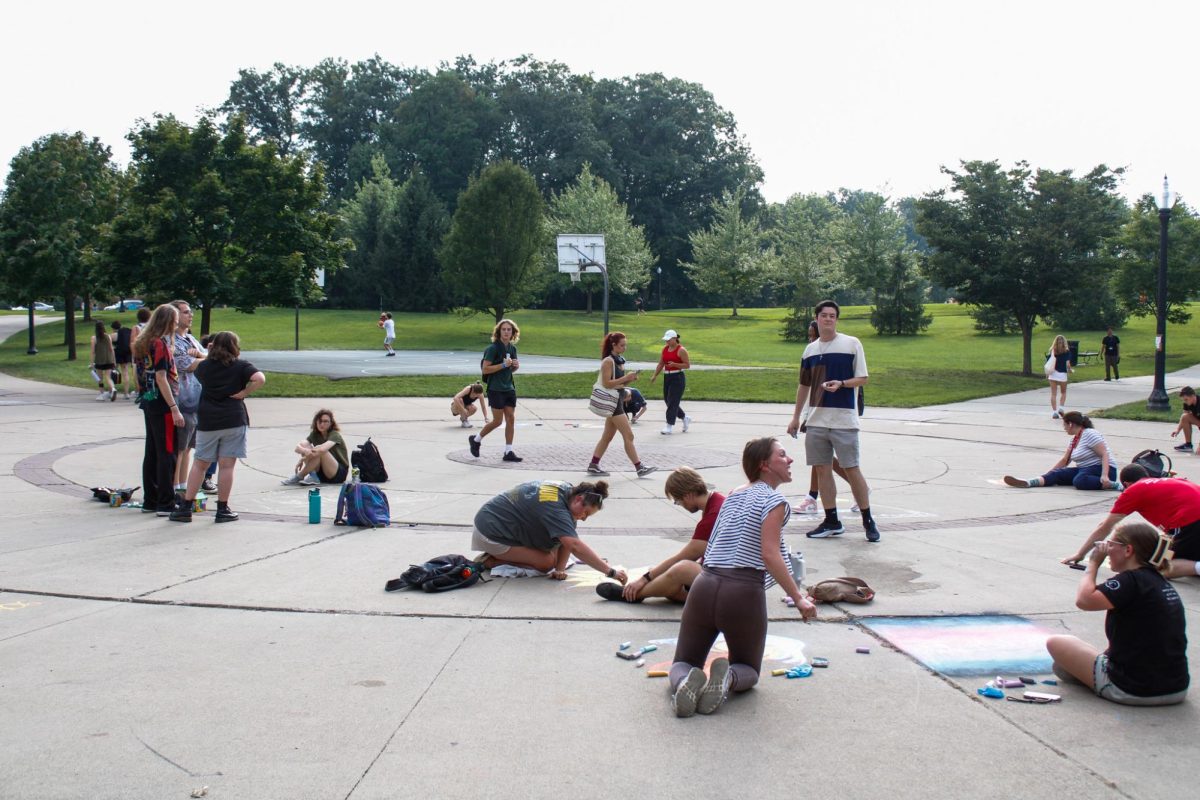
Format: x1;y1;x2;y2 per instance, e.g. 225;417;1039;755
656;266;663;310
1147;175;1173;412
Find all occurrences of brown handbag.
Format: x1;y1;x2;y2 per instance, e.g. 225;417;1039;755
807;576;876;604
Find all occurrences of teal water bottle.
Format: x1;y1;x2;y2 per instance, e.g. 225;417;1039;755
308;487;321;523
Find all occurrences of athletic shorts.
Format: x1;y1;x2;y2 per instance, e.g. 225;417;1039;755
320;462;349;485
384;336;395;345
805;426;861;469
470;526;512;556
94;362;115;371
1093;654;1187;706
488;390;517;409
175;411;198;453
115;351;132;365
194;426;248;462
1169;519;1200;562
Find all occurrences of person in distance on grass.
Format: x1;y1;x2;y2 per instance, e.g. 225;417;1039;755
1170;386;1199;453
667;438;816;718
469;318;522;462
378;312;396;356
282;408;349;487
1046;522;1188;706
1101;326;1120;381
586;332;656;479
471;479;626;582
595;466;724;603
450;382;489;428
786;300;879;542
1063;463;1200;580
1003;411;1118;491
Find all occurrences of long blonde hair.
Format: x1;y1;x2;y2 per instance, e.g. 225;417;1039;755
1051;335;1068;355
132;304;178;360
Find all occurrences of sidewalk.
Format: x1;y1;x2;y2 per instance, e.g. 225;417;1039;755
1;320;1197;799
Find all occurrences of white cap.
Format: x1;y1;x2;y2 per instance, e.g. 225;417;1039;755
662;329;679;341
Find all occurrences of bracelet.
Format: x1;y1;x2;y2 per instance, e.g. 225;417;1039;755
606;567;615;578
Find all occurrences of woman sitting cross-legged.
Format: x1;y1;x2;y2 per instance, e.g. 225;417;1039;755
1046;522;1189;706
282;408;349;486
1004;412;1119;491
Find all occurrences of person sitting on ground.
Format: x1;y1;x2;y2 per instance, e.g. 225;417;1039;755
450;382;489;428
1063;463;1200;580
624;387;647;424
1170;386;1199;453
595;467;725;603
282;408;349;486
471;479;627;583
1046;522;1189;706
1004;412;1118;491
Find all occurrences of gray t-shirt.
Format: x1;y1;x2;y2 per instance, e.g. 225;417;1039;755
474;481;578;550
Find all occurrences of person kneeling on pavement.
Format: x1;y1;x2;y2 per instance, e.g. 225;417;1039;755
472;480;626;583
596;466;724;603
282;408;349;486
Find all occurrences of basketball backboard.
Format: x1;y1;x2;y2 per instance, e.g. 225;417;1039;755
556;234;605;274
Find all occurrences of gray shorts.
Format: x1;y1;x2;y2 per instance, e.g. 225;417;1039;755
194;426;248;462
470;526;512;556
1093;654;1187;706
175;411;198;453
805;426;861;468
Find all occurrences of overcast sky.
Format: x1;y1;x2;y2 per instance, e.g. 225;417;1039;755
3;0;1196;205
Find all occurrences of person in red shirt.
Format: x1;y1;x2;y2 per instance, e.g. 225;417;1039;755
650;329;691;435
1063;464;1200;579
595;467;724;603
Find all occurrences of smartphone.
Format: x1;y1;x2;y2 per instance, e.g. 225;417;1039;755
1067;563;1086;571
1023;691;1061;703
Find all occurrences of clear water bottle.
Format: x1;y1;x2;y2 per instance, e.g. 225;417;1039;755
788;550;806;584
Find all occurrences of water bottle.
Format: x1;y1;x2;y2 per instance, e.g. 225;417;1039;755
788;550;806;584
308;488;321;523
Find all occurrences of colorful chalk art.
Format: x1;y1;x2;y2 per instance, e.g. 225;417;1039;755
864;615;1054;677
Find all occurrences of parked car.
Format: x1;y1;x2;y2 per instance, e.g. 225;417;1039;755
103;299;144;311
10;302;54;311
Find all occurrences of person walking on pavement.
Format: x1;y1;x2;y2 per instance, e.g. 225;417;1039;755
585;332;656;478
90;321;118;402
379;313;396;356
787;300;879;543
1101;327;1121;381
1046;334;1073;419
469;318;522;462
651;329;691;435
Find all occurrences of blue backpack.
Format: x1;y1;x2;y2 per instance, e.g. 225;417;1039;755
335;482;390;528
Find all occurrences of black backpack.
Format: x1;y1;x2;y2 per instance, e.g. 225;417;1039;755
385;555;484;593
352;438;388;483
1131;449;1173;478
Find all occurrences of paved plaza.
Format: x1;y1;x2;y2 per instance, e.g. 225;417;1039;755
1;316;1198;799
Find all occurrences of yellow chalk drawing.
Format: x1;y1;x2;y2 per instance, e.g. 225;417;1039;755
0;600;42;612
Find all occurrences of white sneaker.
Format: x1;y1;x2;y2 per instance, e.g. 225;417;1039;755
461;420;473;428
299;474;321;486
661;425;674;435
95;391;108;401
682;415;692;433
794;497;819;514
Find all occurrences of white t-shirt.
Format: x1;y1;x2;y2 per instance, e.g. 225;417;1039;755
383;319;395;339
799;332;868;430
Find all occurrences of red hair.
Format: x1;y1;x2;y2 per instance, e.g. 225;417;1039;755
601;332;626;359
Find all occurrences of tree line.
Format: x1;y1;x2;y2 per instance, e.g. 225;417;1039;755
1;53;1196;374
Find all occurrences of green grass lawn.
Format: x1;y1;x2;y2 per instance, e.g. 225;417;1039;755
3;304;1196;407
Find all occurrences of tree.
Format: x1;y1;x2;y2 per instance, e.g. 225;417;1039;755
769;193;845;341
0;132;119;360
681;190;777;317
835;189;908;306
917;160;1125;374
1112;195;1200;325
544;164;653;312
439;161;546;321
331;155;402;308
108;115;348;334
388;167;452;312
218;62;306;156
869;251;932;335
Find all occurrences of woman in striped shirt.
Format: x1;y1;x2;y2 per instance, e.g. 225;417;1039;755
1003;411;1118;490
667;437;817;718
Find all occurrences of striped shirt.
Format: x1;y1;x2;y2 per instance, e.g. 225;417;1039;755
703;481;791;587
1071;428;1114;469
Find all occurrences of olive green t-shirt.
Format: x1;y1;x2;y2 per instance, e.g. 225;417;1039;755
307;429;349;469
483;342;518;392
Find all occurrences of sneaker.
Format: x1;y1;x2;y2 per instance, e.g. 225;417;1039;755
299;474;321;486
864;520;881;543
672;667;707;718
636;465;658;478
215;507;239;523
1051;411;1060;419
1003;475;1030;488
502;451;523;463
168;504;192;522
280;473;303;486
110;388;117;402
95;391;108;401
1174;443;1194;452
141;504;159;514
468;435;481;458
595;582;625;601
201;478;218;493
697;658;731;715
794;497;819;514
682;415;692;433
461;419;473;428
660;425;674;435
385;352;396;357
586;464;609;476
156;507;173;517
806;519;845;538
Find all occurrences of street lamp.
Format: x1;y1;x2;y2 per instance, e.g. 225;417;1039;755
1147;175;1174;412
656;266;663;311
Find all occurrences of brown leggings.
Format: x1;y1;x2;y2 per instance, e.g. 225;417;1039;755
669;566;767;693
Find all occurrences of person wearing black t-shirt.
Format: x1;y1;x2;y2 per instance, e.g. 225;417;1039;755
170;331;264;523
1046;522;1189;705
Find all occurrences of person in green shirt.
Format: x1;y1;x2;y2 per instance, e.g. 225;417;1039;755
469;318;523;462
283;408;349;486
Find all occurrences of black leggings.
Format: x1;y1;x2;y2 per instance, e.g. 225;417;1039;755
669;566;767;692
663;371;686;425
142;409;177;511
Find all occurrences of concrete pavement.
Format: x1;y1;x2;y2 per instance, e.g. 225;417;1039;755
1;316;1198;799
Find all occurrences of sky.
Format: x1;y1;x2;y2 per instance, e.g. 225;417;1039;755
3;0;1197;206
